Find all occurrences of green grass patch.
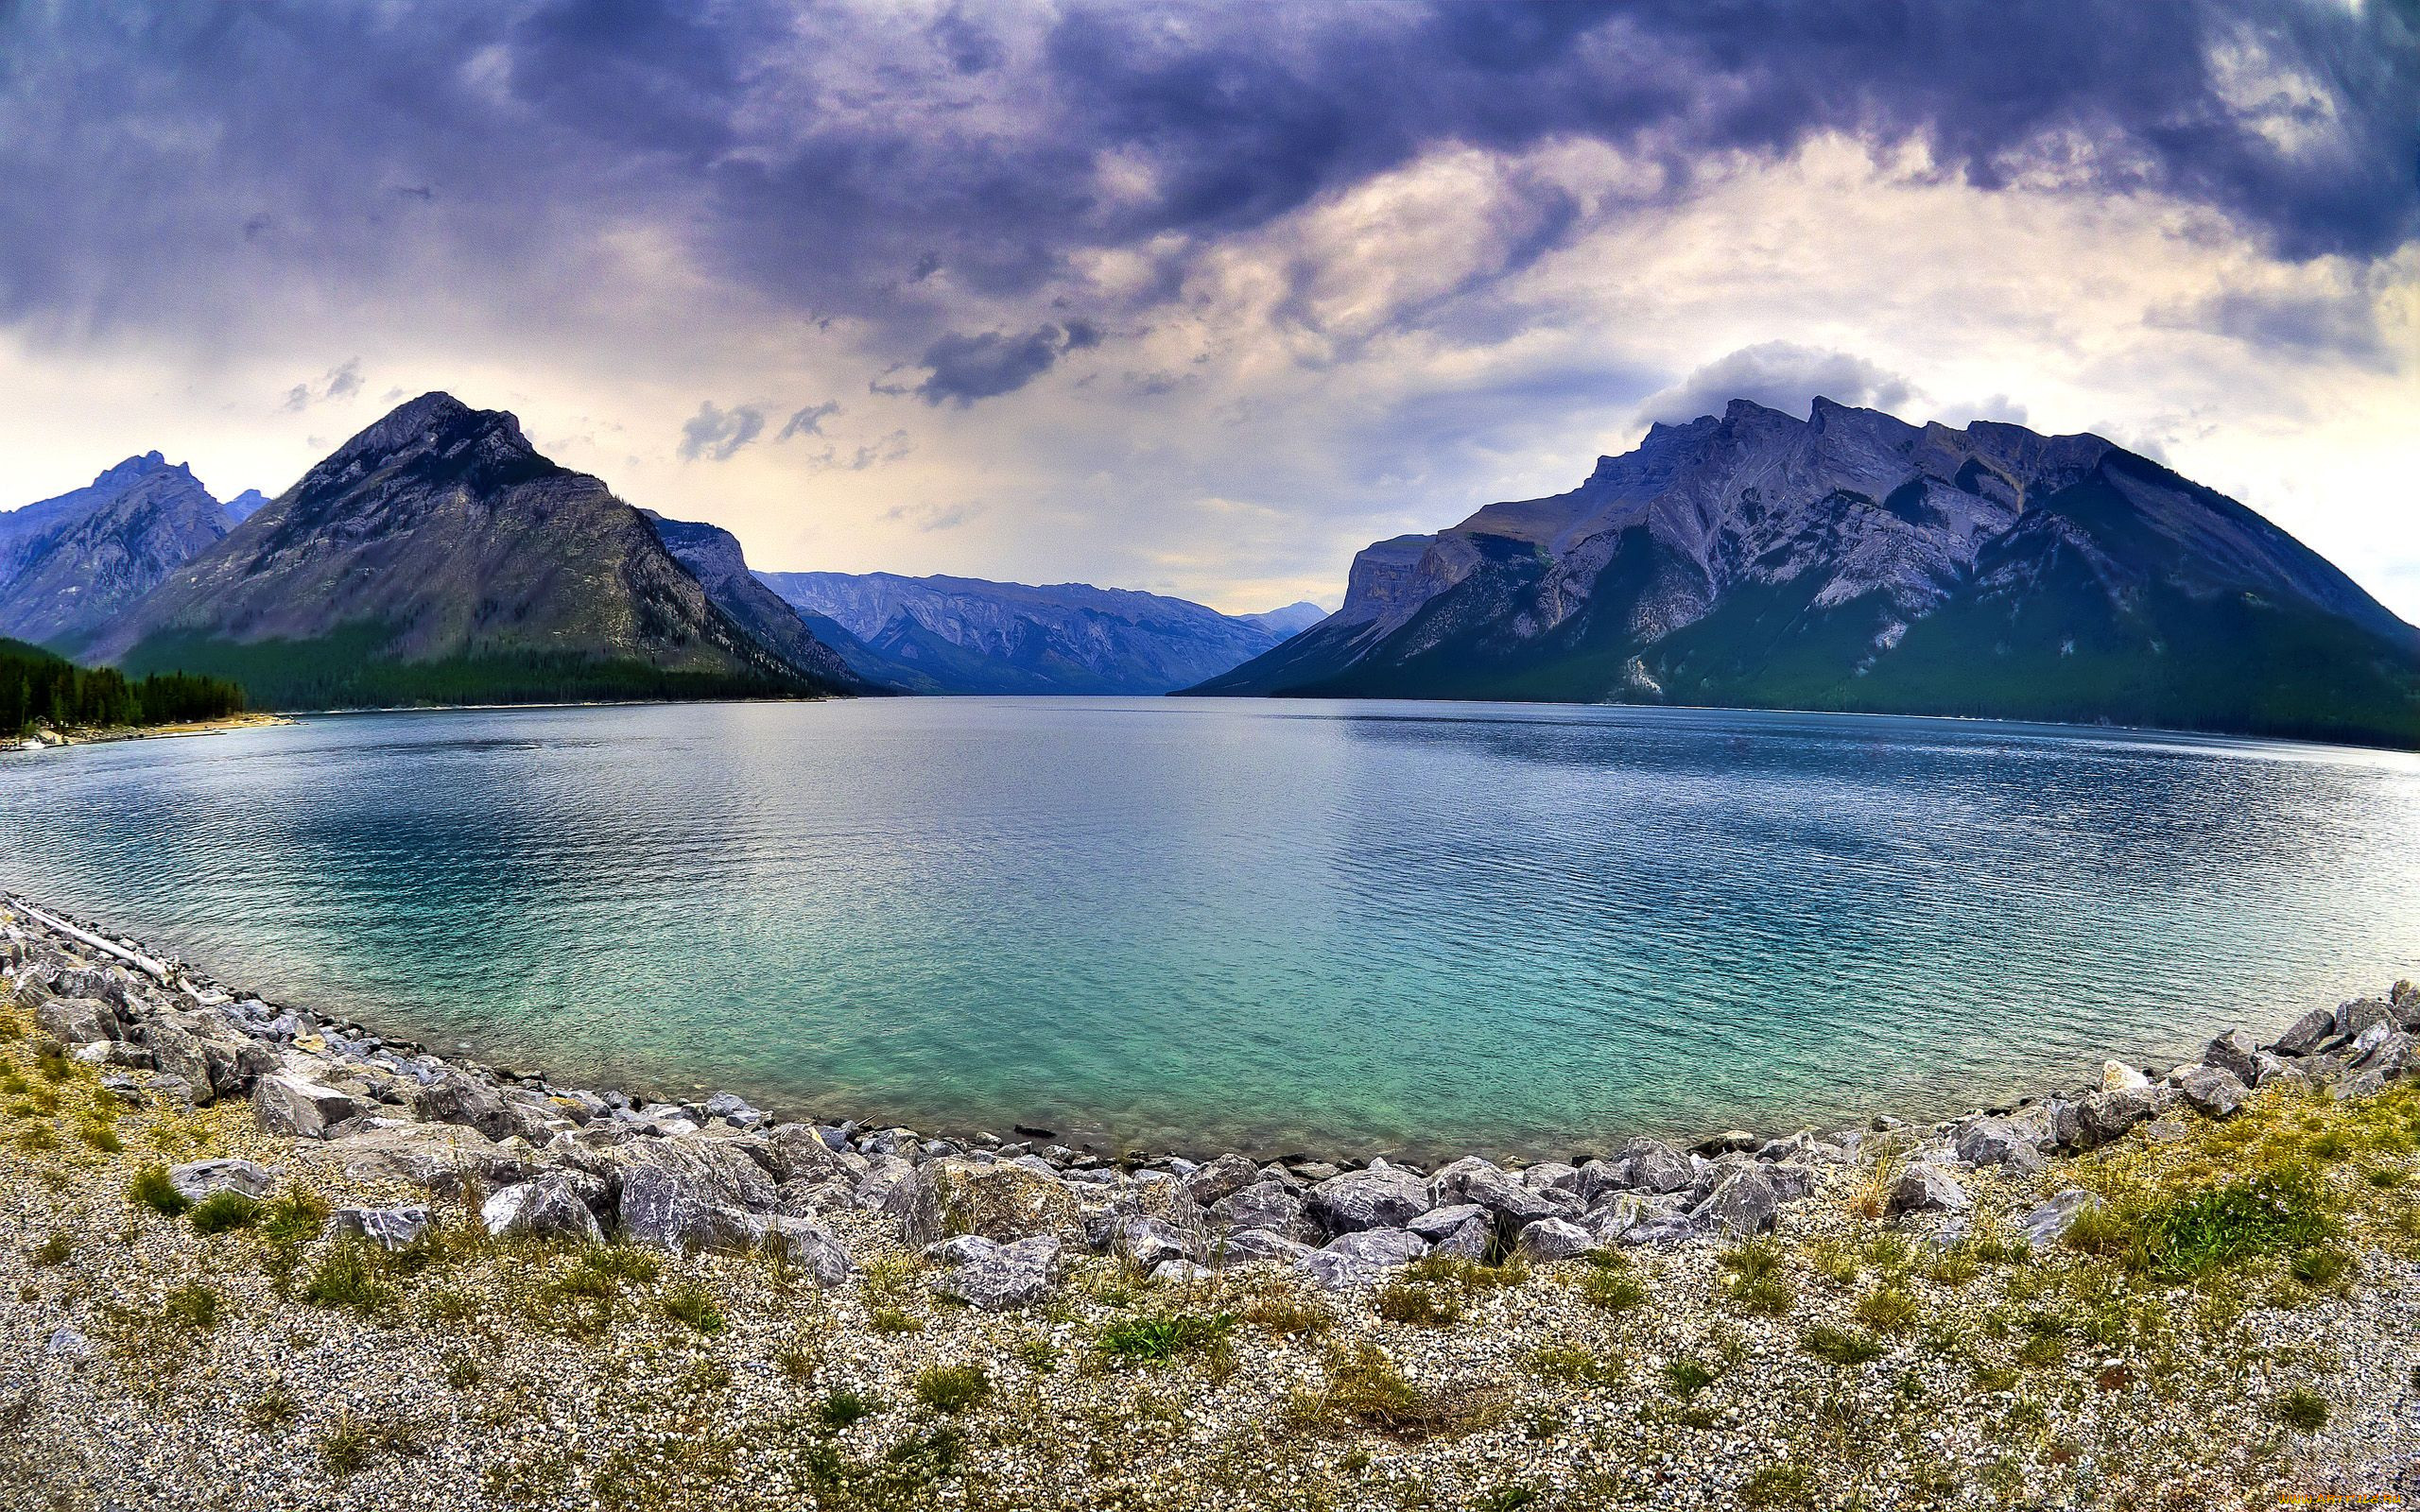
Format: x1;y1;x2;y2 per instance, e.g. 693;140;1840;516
1801;1325;1888;1366
190;1191;262;1234
661;1281;725;1335
1097;1311;1236;1363
911;1364;993;1414
129;1163;191;1218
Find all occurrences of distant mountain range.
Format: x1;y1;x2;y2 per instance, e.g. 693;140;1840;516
15;387;2414;746
74;393;859;707
1197;398;2420;748
754;571;1323;696
0;453;243;645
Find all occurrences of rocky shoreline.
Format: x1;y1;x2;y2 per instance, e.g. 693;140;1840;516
7;889;2419;1506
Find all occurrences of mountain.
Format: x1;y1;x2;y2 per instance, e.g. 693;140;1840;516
221;490;271;524
78;393;857;709
1194;397;2420;748
1236;601;1328;639
641;512;879;694
753;571;1296;695
0;454;237;646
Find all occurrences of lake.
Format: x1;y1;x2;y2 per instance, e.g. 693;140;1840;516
4;698;2416;1158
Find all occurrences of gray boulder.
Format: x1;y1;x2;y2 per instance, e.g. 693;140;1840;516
1688;1168;1779;1237
929;1234;1061;1310
702;1091;769;1129
2273;1007;2337;1057
252;1072;365;1139
852;1155;916;1211
1427;1214;1493;1260
1887;1162;1971;1216
34;996;116;1046
1522;1161;1583;1196
1295;1249;1387;1290
327;1206;431;1249
760;1217;855;1286
615;1141;781;1252
482;1176;605;1243
1602;1137;1694;1195
1208;1180;1313;1239
2177;1065;2249;1119
1514;1216;1598;1262
1428;1157;1558;1228
1407;1203;1487;1242
1955;1119;2048;1175
323;1122;533;1196
1208;1228;1316;1269
890;1158;1081;1248
168;1158;277;1203
1305;1167;1429;1234
1181;1152;1260;1207
2078;1087;2155;1143
2339;998;2394;1039
1320;1228;1428;1266
1150;1259;1213;1284
2017;1188;2101;1248
1114;1215;1199;1266
2332;1069;2389;1102
1761;1162;1824;1201
2202;1031;2258;1082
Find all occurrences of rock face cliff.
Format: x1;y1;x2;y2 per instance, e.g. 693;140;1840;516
1195;398;2420;747
754;571;1298;696
78;393;854;708
0;455;236;646
643;513;878;695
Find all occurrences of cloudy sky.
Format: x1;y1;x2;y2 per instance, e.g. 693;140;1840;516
1;1;2413;618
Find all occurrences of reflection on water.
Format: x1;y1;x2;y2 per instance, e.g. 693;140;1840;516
2;698;2414;1157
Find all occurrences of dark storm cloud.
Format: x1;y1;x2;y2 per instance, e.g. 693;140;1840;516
0;0;2411;359
776;400;840;440
914;320;1103;405
677;400;764;461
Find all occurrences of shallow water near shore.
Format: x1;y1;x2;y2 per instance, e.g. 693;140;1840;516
4;697;2417;1157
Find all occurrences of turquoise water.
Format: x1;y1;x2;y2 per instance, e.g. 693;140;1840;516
3;699;2416;1158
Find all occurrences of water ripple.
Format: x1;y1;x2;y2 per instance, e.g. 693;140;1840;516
2;698;2416;1157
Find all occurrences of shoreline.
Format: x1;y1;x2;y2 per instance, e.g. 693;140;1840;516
8;885;2412;1207
6;889;2419;1505
0;892;2258;1169
9;711;294;750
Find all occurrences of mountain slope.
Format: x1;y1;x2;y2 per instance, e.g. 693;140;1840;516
1195;398;2420;748
0;454;236;646
1236;601;1328;639
79;393;854;709
642;513;880;695
753;571;1294;695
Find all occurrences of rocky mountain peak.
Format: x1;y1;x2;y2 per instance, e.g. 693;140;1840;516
294;392;546;506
